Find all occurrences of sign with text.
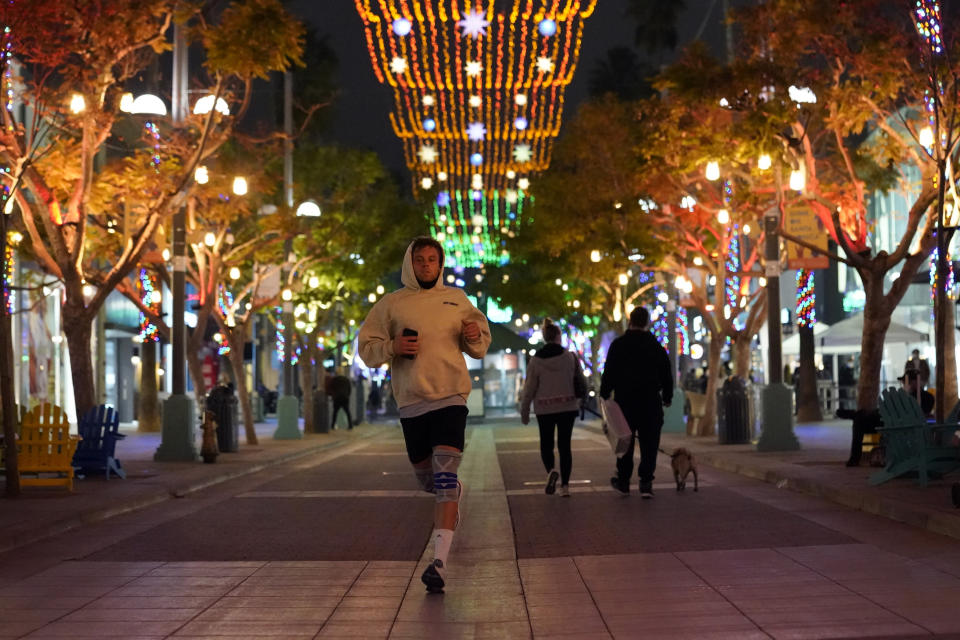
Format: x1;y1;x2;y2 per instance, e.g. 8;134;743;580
784;205;829;270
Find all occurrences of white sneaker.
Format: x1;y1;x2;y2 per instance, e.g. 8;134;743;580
545;469;559;495
559;485;570;497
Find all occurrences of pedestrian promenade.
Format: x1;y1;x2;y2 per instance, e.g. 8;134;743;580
3;415;960;638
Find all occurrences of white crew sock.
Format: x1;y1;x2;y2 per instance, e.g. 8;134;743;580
433;528;454;565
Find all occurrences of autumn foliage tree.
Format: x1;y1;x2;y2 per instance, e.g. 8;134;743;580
0;0;304;417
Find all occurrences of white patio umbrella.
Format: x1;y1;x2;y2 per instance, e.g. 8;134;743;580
817;312;927;348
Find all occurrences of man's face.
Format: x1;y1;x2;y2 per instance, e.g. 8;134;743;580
412;246;441;284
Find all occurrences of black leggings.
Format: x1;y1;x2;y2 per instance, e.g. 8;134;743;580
536;411;577;485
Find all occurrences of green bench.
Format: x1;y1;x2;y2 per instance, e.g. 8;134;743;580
871;387;960;487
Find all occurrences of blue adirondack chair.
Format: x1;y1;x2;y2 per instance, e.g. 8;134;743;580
73;405;126;479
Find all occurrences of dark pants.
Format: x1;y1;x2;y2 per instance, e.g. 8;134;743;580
536;411;577;485
615;405;663;486
331;397;353;430
839;409;881;465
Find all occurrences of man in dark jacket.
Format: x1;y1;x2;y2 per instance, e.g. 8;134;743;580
600;306;673;498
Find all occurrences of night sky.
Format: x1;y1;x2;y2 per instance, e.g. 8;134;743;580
285;1;731;183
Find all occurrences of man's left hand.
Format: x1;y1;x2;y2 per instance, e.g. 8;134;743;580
462;319;481;343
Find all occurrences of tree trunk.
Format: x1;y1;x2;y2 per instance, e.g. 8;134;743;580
228;345;258;445
1;263;20;496
796;325;823;421
856;293;893;412
186;345;207;406
62;306;96;417
138;340;161;431
731;335;751;378
940;299;959;413
695;334;724;436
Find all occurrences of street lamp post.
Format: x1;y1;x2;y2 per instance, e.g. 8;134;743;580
757;206;800;451
155;22;198;461
273;70;301;439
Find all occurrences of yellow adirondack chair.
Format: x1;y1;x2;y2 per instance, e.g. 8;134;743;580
17;404;80;491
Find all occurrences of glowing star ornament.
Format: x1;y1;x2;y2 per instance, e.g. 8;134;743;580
538;19;557;36
390;56;408;74
467;122;487;141
437;191;451;207
418;145;438;163
537;56;555;73
393;18;412;36
422;94;435;107
515;93;528;106
469;95;482;108
421;177;434;190
457;10;490;38
465;60;483;77
514;116;528;130
517;177;530;190
513;144;533;163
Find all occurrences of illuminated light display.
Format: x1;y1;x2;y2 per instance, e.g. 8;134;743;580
796;269;816;328
354;1;597;266
3;243;13;314
137;269;161;342
913;1;943;55
145;121;161;172
677;307;689;356
929;247;955;324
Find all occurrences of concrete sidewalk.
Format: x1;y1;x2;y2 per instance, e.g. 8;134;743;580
3;414;960;556
0;418;388;554
658;419;960;541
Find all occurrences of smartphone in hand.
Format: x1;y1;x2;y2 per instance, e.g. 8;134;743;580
402;328;418;359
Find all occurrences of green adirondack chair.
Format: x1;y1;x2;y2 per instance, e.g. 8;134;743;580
871;388;960;486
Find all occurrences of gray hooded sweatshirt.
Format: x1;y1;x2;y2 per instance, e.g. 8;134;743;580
357;241;491;410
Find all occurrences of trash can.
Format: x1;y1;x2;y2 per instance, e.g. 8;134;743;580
206;384;239;452
313;391;329;434
717;376;751;444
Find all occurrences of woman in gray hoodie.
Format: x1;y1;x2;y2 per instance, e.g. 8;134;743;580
520;320;585;497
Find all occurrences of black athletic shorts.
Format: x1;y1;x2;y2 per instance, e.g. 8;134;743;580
399;405;468;463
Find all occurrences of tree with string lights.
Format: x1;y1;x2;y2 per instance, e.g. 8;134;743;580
0;0;305;420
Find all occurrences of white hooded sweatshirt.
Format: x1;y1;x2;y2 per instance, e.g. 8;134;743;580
358;241;491;410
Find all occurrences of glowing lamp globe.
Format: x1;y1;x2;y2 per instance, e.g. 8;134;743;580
129;93;167;116
296;200;321;217
538;19;557;36
757;154;772;171
919;126;935;147
514;116;528;130
705;161;720;181
470;153;483;166
229;267;241;280
193;95;230;116
717;209;730;224
232;176;248;196
423;118;436;132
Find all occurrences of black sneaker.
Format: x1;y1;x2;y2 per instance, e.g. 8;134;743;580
545;469;559;495
640;482;654;499
421;559;446;593
610;477;629;496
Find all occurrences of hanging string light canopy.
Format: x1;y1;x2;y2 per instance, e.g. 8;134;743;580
354;1;597;266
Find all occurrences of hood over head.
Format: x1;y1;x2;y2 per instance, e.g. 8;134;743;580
400;237;447;291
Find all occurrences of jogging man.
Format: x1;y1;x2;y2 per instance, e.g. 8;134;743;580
358;236;491;592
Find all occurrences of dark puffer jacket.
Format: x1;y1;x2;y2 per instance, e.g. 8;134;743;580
599;329;673;418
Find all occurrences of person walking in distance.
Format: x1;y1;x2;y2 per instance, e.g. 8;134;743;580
358;236;491;593
601;306;673;498
519;319;585;497
328;371;353;430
